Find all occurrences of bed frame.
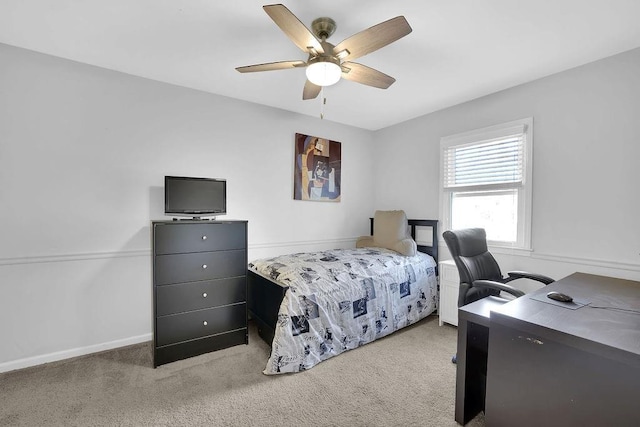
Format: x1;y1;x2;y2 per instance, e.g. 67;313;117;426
248;219;439;345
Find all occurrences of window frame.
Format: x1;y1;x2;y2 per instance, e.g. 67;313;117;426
439;117;534;250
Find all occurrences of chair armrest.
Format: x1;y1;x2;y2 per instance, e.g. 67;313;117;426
356;236;374;248
507;271;555;285
391;238;417;257
473;280;526;298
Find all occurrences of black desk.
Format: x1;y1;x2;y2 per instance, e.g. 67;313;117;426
485;272;640;427
455;296;509;425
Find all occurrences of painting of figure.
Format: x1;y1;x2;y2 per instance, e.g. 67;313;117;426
294;133;341;201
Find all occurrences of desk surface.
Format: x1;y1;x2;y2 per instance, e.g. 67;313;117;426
491;272;640;363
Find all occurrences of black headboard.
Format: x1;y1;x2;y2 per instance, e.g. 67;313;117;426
368;218;439;265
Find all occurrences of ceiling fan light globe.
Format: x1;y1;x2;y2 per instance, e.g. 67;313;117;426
306;62;341;86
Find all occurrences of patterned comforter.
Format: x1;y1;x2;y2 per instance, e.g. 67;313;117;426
248;247;438;374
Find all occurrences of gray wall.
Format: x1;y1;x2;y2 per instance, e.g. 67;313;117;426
374;47;640;287
0;43;376;371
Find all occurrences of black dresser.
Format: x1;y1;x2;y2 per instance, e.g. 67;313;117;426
152;220;248;367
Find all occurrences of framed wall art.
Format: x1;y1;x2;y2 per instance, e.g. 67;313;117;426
293;133;341;202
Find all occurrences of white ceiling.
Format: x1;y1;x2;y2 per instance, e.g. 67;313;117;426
2;1;640;130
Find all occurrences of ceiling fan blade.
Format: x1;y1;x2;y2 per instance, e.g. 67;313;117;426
263;4;324;55
341;62;396;89
303;80;322;100
236;60;306;73
333;16;412;61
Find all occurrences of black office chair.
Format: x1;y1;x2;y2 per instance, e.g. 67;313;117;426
443;228;554;363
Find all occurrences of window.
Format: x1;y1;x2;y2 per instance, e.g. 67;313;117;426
440;118;533;249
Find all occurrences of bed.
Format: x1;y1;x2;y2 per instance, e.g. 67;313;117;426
248;219;439;374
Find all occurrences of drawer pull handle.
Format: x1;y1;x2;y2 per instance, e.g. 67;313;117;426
202;264;207;269
203;293;207;298
202;235;207;240
203;321;208;326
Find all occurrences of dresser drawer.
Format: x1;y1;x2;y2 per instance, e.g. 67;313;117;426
154;222;246;255
154;250;246;285
156;303;247;347
156;276;246;316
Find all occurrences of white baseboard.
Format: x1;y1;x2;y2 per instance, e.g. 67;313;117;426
0;333;152;374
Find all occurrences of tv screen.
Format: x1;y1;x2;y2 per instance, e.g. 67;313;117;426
164;176;226;218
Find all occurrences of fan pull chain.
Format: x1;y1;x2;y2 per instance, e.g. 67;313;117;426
320;86;326;120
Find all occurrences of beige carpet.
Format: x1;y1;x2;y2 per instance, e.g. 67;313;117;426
0;316;484;426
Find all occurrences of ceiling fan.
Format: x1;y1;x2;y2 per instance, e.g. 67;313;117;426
236;4;412;100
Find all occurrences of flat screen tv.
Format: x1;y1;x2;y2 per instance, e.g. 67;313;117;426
164;176;226;218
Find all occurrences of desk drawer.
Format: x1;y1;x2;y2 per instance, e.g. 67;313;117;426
156;276;246;316
154;250;245;285
154;222;246;255
156;303;246;347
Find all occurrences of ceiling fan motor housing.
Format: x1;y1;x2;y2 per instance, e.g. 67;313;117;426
308;41;340;66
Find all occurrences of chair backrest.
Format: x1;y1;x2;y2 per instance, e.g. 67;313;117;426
372;210;417;256
442;228;503;307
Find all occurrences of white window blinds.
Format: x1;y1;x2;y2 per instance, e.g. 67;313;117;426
440;118;533;249
443;131;525;191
